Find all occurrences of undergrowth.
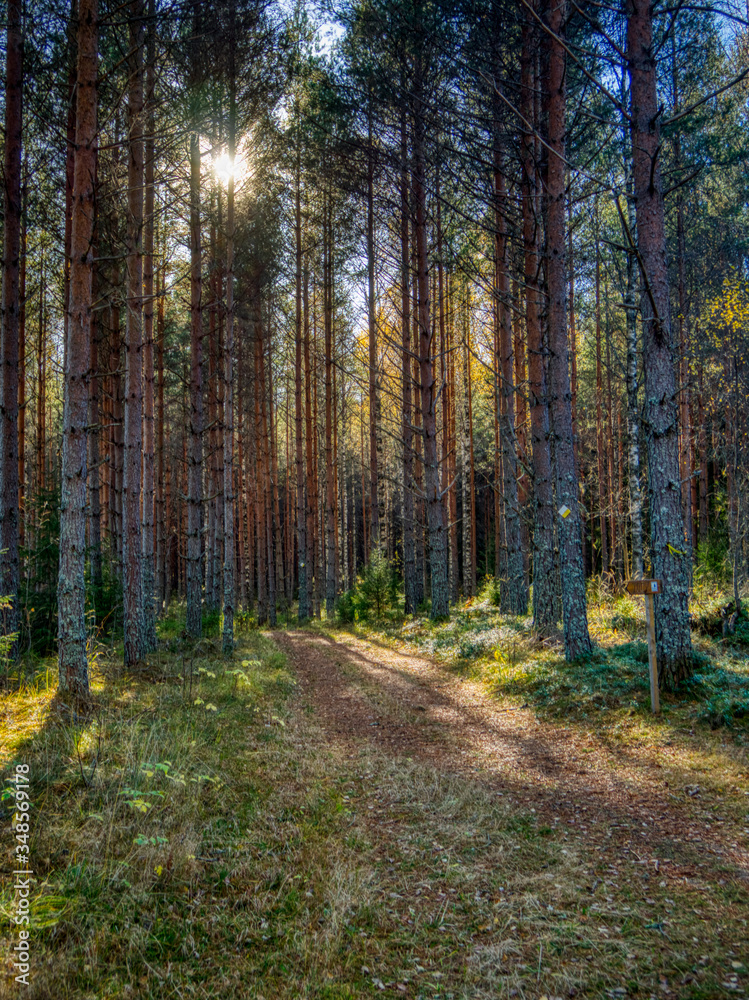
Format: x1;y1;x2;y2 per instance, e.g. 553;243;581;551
344;578;749;732
0;599;747;997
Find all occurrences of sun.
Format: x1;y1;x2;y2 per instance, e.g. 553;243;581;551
214;150;234;186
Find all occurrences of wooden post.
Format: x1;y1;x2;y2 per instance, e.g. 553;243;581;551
626;579;661;714
644;592;659;714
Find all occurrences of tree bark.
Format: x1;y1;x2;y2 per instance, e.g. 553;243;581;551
624;176;644;577
57;0;97;696
259;312;276;626
367;111;380;554
0;0;23;646
267;309;284;609
595;225;608;577
63;0;77;387
495;159;527;614
462;283;476;597
412;233;426;610
522;5;556;630
186;130;203;638
324;193;336;616
89;237;103;612
544;0;591;658
18;168;26;553
222;20;236;652
400;114;416;615
295;157;308;620
627;0;693;684
141;0;156;651
513;279;530;587
413;55;449;619
123;0;145;666
156;256;166;610
304;256;316;614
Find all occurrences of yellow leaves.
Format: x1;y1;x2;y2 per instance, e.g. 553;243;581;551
124;798;152;814
707;275;749;342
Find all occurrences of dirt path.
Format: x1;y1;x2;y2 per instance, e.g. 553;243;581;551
274;628;749;888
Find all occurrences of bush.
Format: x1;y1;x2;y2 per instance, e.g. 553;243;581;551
336;552;399;622
694;531;730;587
358;550;398;619
485;576;501;607
335;590;356;624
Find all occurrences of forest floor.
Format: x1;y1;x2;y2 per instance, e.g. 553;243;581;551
0;600;748;999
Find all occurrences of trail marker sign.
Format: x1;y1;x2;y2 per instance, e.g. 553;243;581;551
625;579;660;595
625;579;661;715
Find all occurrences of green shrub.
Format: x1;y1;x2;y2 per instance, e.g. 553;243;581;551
358;551;398;619
694;531;730;587
336;552;399;622
484;576;501;607
202;608;222;637
336;590;357;624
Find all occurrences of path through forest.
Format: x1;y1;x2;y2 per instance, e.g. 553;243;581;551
273;627;749;997
275;629;748;883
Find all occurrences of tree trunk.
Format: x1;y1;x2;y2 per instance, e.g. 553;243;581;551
627;0;693;684
605;301;618;576
624;176;644;576
259;312;276;627
38;257;46;502
304;257;316;614
522;6;556;629
0;0;23;647
462;283;476;597
295;159;308;620
186;130;203;638
447;280;459;603
111;292;123;568
324;193;336;616
222;24;236;653
141;0;156;651
412;235;426;610
544;0;591;659
513;279;530;587
156;256;166;610
89;245;103;613
595;226;608;576
367;112;380;554
413;56;449;619
63;0;77;386
123;0;145;666
697;351;708;544
253;327;267;624
18;168;26;554
267;310;284;609
58;0;96;697
495;160;526;613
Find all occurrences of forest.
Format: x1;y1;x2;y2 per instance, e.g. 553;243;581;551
1;0;749;996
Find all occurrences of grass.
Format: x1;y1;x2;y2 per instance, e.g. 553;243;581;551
343;578;749;731
0;592;748;998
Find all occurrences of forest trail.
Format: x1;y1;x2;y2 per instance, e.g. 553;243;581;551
274;628;749;889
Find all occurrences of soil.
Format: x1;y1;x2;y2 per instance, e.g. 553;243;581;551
273;628;749;889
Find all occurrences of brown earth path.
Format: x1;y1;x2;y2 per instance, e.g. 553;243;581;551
273;628;749;890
